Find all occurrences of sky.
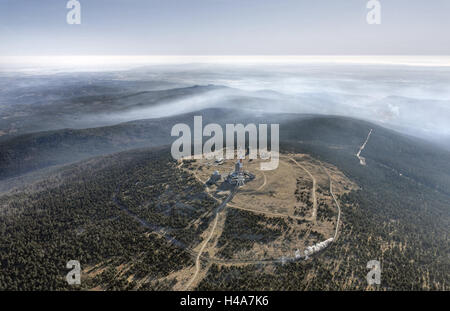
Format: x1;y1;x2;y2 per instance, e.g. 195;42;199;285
0;0;449;56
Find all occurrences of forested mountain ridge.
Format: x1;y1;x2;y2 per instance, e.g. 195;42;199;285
2;108;449;195
0;109;449;290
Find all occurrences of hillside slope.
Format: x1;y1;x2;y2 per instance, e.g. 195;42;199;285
0;111;449;290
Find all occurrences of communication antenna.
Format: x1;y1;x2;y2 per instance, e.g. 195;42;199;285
236;174;245;187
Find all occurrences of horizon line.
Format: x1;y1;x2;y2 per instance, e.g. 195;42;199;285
2;55;450;71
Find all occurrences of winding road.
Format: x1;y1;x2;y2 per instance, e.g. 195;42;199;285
322;167;341;241
256;171;267;191
288;157;318;222
112;186;188;249
356;129;373;166
184;186;238;290
227;202;305;221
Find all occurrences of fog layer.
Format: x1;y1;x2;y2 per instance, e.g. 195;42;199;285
1;60;450;146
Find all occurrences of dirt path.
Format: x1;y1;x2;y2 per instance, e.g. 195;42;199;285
112;186;187;249
184;209;222;290
193;171;206;184
184;187;237;290
288;157;318;222
322;167;341;241
356;129;373;166
227;202;304;221
256;171;267;191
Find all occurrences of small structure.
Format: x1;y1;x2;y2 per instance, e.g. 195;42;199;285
235;158;243;172
214;157;224;165
206;170;222;186
304;238;334;259
226;158;254;187
236;175;245;187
